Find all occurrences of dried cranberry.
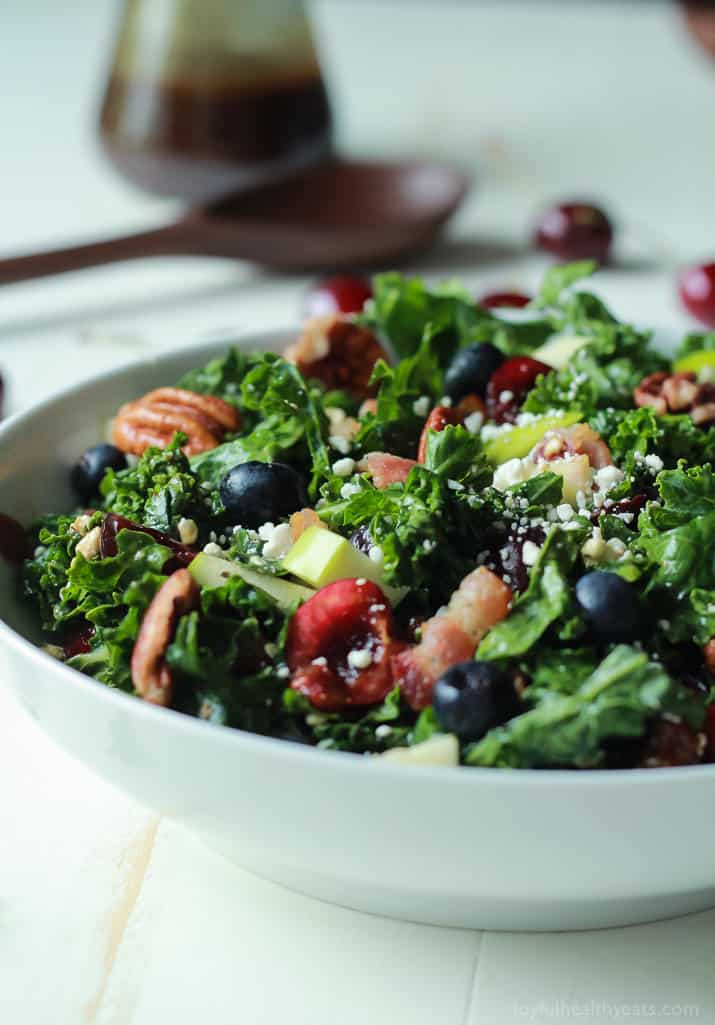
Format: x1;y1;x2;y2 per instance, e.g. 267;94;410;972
287;578;403;711
640;718;704;767
592;492;647;524
479;291;531;310
483;525;547;594
0;513;30;565
678;262;715;328
303;276;373;318
64;622;95;658
100;514;196;568
486;356;551;423
533;201;613;263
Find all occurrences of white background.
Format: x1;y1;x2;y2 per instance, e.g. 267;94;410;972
2;2;715;1022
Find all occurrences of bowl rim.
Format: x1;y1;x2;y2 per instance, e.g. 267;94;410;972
1;330;713;789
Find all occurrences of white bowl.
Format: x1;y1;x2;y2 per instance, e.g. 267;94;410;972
1;333;715;932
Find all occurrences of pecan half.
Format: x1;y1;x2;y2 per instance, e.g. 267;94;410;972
131;569;200;707
634;371;715;425
283;315;389;399
112;387;240;457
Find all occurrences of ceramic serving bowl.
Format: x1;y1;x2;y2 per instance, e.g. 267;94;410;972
1;333;715;932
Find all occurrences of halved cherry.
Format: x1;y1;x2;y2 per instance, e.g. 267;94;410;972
287;578;403;711
303;276;373;318
479;291;531;310
678;262;715;328
486;356;551;423
417;396;486;464
533;201;613;263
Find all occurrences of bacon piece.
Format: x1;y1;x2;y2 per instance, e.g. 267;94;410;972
365;452;418;488
392;567;512;709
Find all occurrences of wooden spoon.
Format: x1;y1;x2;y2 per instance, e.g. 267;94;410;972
0;160;469;284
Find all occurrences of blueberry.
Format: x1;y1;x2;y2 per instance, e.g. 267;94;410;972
432;661;520;740
575;571;640;642
444;343;505;400
70;443;127;501
219;461;308;529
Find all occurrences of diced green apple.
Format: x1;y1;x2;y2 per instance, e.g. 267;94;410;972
485;411;582;465
379;734;459;766
282;525;407;606
188;553;315;611
531;333;589;369
674;349;715;381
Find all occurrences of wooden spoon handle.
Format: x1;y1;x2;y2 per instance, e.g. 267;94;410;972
0;224;187;285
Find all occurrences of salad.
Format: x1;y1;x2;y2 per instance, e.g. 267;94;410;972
19;262;715;769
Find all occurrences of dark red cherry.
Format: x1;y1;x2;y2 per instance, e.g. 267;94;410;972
533;202;613;263
678;262;715;328
304;276;373;318
479;291;531;310
486;356;552;423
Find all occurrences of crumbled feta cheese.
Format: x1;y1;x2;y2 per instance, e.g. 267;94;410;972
332;457;356;478
492;457;534;491
75;526;102;561
203;542;226;558
412;395;431;417
447;479;464;491
70;514;93;536
499;390;514;404
422;539;436;553
329;435;351;455
340;482;362;499
556;503;574;522
522;540;541;566
368;545;384;563
644;453;664;473
258;522;293;560
311;656;328;667
276;665;290;679
325;406;347;427
593;465;625;495
439;396;453;408
375;724;393;739
463;410;484;434
347;648;373;670
581;527;627;564
177;517;199;545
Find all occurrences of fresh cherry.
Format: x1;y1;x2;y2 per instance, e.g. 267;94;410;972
678;262;715;327
486;356;551;423
479;291;531;310
533;202;613;263
304;275;373;318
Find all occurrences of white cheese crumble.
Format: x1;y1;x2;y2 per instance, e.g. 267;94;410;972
439;396;453;407
177;517;199;545
347;648;373;670
556;503;574;522
258;522;293;560
581;527;627;564
332;457;356;477
412;395;431;417
203;542;226;558
375;724;393;739
644;453;664;473
463;410;484;434
499;390;514;404
593;465;625;495
368;545;384;563
340;482;362;499
75;526;102;561
492;457;535;492
329;435;351;455
522;540;541;566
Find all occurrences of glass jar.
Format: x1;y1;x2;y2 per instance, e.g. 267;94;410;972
99;0;333;202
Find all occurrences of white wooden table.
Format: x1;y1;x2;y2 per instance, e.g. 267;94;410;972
2;3;715;1022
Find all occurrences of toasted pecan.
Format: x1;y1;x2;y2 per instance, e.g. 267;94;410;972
284;315;389;399
634;371;715;425
112;387;240;457
131;569;200;707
